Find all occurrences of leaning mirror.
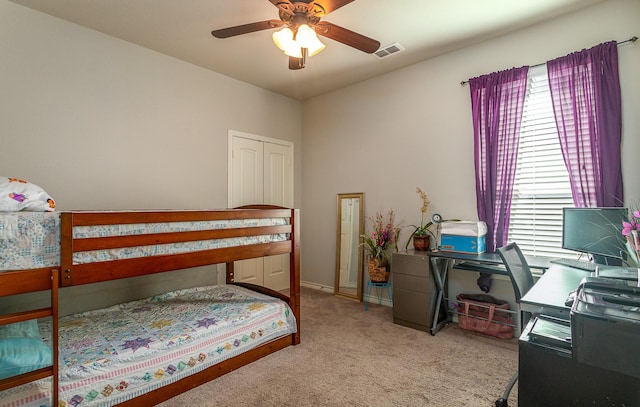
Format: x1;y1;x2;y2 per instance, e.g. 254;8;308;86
335;193;364;301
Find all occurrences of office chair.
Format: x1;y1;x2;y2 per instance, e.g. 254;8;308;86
494;242;535;407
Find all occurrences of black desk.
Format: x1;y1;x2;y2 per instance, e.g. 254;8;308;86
517;265;640;406
520;264;591;320
424;250;552;335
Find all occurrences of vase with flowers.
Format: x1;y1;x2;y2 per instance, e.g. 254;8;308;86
362;209;400;282
622;209;640;266
405;187;435;251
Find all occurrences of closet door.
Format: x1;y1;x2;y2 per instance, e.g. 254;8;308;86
230;136;265;286
262;141;293;291
229;131;293;291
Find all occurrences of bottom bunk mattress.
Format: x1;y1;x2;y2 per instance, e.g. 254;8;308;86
1;284;297;407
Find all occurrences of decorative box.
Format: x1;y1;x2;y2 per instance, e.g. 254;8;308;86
439;221;487;254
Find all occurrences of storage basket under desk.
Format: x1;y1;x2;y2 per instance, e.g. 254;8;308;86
447;294;518;338
448;262;519;337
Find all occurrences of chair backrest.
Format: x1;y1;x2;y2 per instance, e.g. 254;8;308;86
496;242;534;303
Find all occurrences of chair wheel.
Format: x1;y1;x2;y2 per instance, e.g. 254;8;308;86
495;398;509;407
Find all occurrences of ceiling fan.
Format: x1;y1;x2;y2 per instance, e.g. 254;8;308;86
211;0;380;70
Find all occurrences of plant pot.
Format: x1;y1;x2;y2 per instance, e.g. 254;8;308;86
413;235;431;251
367;259;390;282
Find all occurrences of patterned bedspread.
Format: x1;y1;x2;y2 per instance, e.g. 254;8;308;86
0;213;287;271
0;284;297;407
0;212;60;270
72;217;287;265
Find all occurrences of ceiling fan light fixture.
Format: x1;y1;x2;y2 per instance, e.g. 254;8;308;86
295;24;325;56
273;24;324;59
272;27;294;50
272;27;303;58
284;46;303;58
212;0;381;70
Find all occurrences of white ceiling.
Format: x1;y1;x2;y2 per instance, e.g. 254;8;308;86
10;0;606;100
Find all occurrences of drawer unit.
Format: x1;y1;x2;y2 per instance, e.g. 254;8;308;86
392;251;436;332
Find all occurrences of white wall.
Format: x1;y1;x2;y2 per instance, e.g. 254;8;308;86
1;2;302;210
2;0;639;312
301;0;640;303
0;2;303;314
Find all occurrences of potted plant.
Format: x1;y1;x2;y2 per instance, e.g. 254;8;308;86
405;187;435;251
622;209;640;266
362;209;400;282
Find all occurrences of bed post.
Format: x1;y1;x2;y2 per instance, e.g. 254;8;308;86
59;212;73;287
290;209;301;345
225;262;234;283
51;268;59;407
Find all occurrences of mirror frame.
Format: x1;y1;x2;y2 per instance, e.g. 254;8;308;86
334;193;364;301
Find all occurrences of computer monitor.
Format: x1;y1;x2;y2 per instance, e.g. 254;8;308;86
562;207;628;265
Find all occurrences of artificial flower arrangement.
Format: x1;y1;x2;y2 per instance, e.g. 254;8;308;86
622;209;640;266
362;209;401;266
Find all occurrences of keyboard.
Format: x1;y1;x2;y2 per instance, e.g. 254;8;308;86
549;258;597;272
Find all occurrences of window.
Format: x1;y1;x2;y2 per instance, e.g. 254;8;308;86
507;65;576;259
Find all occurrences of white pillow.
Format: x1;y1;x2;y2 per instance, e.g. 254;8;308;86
0;177;56;212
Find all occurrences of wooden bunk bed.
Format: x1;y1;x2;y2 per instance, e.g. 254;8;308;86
0;206;300;407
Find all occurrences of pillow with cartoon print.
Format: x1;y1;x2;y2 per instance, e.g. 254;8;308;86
0;177;56;212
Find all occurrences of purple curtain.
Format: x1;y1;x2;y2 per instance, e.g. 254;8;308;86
547;41;623;207
470;66;529;252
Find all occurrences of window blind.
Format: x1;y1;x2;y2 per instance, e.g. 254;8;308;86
508;65;576;259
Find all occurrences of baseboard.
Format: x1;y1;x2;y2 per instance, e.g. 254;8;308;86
301;281;392;307
301;281;334;293
363;293;392;307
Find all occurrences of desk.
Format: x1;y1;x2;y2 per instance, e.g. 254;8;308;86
517;264;640;406
409;250;552;335
520;264;591;320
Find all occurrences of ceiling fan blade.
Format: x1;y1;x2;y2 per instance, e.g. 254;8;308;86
289;56;305;70
212;20;283;39
315;21;380;53
315;0;356;14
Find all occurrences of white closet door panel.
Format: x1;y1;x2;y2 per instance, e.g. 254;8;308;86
263;255;289;292
234;258;264;286
264;142;293;207
263;142;292;290
231;136;264;285
232;137;264;206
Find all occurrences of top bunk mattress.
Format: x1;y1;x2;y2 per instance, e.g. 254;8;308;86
0;212;60;271
0;212;289;272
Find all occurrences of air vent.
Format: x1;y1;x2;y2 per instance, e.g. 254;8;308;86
374;42;405;59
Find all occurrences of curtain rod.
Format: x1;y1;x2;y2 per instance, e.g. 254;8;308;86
459;36;638;86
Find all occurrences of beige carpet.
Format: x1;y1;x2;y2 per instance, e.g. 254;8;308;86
158;286;518;406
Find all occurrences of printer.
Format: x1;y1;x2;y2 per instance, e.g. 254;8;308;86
571;277;640;379
439;221;487;254
518;275;640;406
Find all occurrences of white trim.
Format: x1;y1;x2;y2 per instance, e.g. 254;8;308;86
363;294;393;308
301;280;334;293
302;281;393;307
229;129;293;147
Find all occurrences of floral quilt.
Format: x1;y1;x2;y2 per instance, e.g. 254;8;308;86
0;284;297;407
0;212;60;270
0;213;287;271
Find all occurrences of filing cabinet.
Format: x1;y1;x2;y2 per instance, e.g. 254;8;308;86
392;251;437;332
